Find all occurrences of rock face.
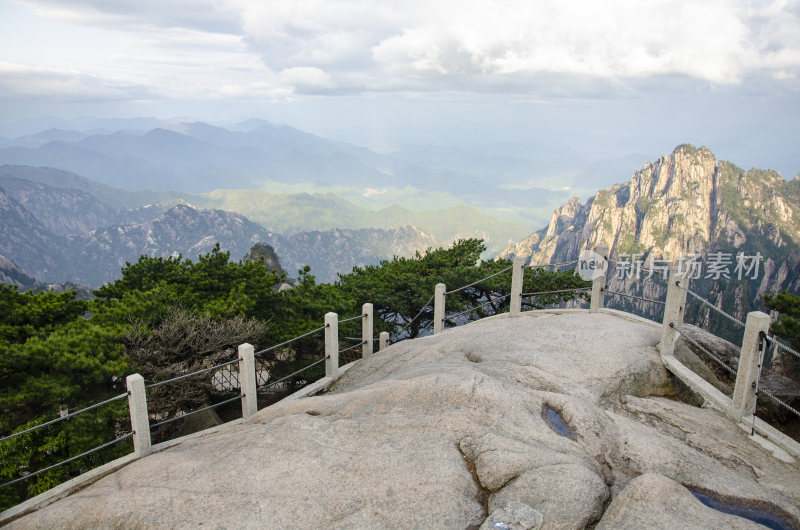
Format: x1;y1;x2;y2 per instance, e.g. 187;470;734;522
498;144;800;323
8;312;800;529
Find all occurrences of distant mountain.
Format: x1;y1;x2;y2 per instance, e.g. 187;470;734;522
0;185;71;281
200;189;529;255
0;253;38;290
0;173;448;285
4;128;95;148
0;165;191;210
499;144;800;324
0;125;395;192
266;226;437;281
0;120;641;215
0;176;125;235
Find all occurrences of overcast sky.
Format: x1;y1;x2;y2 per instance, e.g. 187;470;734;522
1;0;798;176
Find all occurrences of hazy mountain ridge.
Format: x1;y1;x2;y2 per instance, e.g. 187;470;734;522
0;119;652;224
201;189;528;255
499;144;800;321
0;169;450;285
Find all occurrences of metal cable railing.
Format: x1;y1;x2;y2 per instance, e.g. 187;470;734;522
0;391;130;444
146;358;240;389
391;294;435;341
445;293;511;322
670;323;738;376
521;287;591;297
254;325;327;357
338;313;367;324
258;356;328;392
756;335;800;421
607;258;668;276
445;265;513;295
0;431;134;490
770;338;800;361
601;288;666;306
530;259;579;269
339;340;367;355
677;281;746;328
150;395;242;429
759;389;800;419
415;320;434;338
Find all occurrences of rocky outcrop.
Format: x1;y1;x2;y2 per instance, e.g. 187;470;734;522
498;144;800;322
9;312;800;528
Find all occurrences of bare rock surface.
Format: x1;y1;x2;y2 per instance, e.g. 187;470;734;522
9;312;800;529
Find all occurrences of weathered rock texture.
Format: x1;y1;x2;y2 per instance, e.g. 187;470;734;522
8;312;800;529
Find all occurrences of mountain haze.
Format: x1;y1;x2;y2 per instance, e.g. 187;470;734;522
200;189;528;254
0;119;653;225
0;166;456;285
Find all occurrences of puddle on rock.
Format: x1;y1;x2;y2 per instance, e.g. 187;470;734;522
541;404;576;440
687;488;794;530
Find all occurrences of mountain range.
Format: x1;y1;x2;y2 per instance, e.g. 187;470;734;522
0;118;651;228
499;144;800;325
0;165;474;285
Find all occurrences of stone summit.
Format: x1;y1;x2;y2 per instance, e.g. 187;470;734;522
6;311;800;529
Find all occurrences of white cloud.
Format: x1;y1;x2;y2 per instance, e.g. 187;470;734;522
278;66;335;90
0;61;154;100
4;0;800;99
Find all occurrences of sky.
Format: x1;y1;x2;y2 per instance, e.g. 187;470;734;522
0;0;799;177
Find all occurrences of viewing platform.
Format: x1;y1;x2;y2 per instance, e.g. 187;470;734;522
6;309;800;529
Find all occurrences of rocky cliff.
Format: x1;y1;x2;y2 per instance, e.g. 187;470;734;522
499;145;800;323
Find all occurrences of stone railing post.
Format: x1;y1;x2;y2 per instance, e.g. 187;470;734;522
238;343;257;419
379;331;389;351
589;245;609;313
325;312;339;381
730;311;771;423
126;374;151;458
659;264;688;357
510;256;525;315
434;283;446;335
362;303;374;357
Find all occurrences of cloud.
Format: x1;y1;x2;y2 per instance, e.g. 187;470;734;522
231;0;800;96
278;66;335;91
0;61;155;101
7;0;800;98
21;0;242;35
